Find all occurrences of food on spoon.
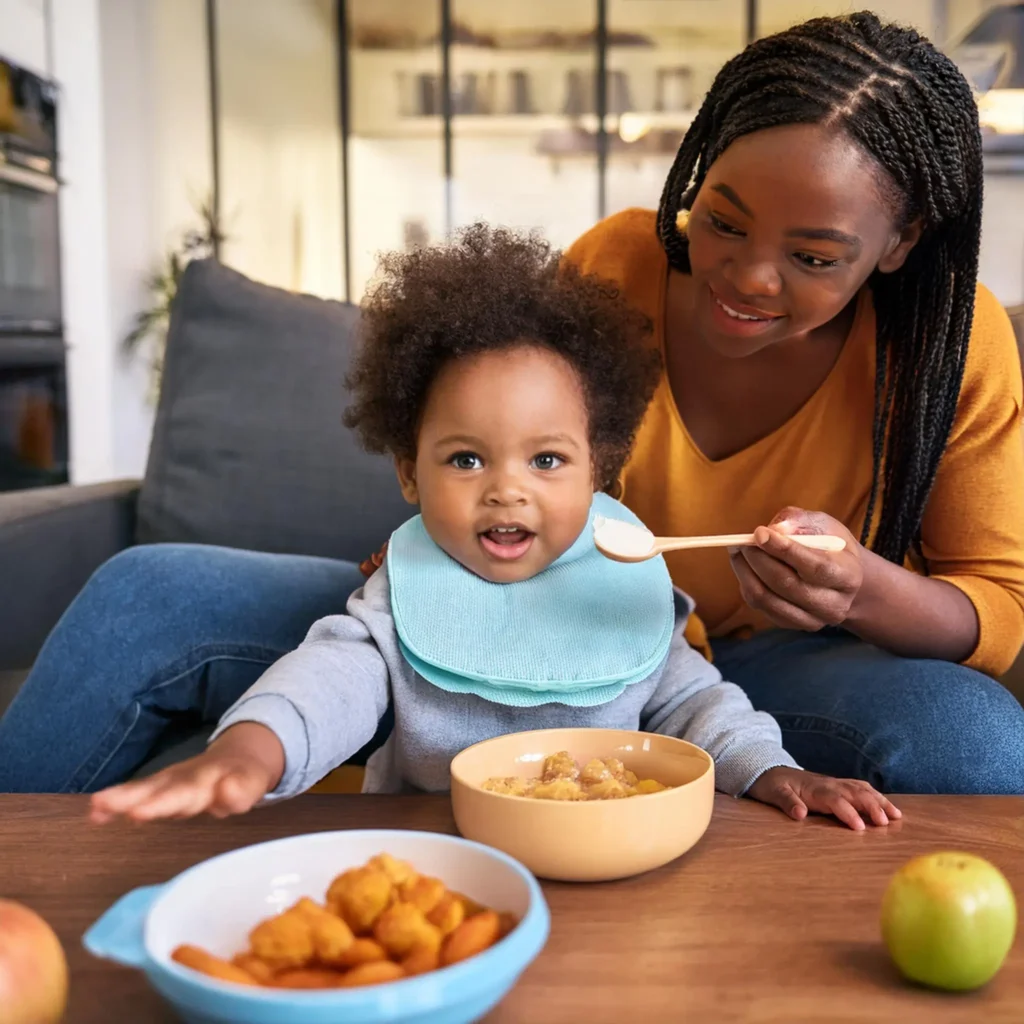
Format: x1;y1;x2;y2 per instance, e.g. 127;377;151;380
169;853;517;991
481;751;671;800
593;515;656;558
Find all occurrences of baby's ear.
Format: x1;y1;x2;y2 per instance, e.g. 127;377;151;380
394;457;419;505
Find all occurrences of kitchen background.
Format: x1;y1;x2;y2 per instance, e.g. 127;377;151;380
1;0;1023;487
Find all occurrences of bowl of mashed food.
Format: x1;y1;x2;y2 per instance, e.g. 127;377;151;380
450;728;714;882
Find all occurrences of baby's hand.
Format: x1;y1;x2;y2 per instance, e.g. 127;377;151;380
747;766;901;831
88;723;284;824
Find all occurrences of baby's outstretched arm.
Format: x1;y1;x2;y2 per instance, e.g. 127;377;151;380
90;722;283;823
91;573;395;823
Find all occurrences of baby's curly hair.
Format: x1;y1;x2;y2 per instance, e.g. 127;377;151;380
344;224;660;492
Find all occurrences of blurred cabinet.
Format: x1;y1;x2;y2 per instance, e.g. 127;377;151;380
347;0;444;299
605;0;747;216
214;0;1013;303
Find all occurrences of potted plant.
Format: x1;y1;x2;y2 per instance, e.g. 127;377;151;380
123;199;226;402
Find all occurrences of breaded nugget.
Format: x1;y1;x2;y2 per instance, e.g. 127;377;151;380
367;852;417;887
326;866;394;933
399;874;446;915
374;902;442;958
248;910;315;970
426;892;465;936
286;897;355;963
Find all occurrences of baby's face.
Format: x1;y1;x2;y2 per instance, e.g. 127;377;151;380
396;345;595;583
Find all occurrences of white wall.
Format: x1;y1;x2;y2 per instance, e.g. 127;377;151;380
216;0;344;300
37;0;212;484
0;0;48;74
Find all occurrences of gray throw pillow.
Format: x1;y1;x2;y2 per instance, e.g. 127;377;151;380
136;259;410;563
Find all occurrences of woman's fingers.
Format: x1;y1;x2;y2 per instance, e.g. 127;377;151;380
753;526;853;590
729;552;828;631
740;544;816;602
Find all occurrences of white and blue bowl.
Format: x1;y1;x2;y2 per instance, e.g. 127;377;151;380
84;829;550;1024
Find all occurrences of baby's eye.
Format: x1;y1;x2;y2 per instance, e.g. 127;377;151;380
531;453;564;471
450;452;482;471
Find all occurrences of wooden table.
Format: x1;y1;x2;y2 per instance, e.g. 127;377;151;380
3;795;1024;1023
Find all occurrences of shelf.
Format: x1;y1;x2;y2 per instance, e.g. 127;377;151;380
352;111;694;141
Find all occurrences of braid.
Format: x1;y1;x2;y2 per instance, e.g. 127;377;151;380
657;11;983;565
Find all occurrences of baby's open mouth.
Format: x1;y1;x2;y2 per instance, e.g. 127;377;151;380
479;526;536;561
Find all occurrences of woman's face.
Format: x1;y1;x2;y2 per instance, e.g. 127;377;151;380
685;122;920;357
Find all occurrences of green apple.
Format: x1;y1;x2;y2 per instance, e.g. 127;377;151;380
881;852;1017;991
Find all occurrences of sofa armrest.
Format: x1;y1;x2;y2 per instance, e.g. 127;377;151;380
0;480;140;669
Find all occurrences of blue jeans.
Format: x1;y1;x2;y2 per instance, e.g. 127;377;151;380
1;544;1022;794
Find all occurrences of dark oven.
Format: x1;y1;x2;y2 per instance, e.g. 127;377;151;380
0;56;67;491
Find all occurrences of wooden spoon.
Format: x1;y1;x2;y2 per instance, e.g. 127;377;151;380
593;516;846;564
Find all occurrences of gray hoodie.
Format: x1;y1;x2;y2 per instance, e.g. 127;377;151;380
212;564;799;799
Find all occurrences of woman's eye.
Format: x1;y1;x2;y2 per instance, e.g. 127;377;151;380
794;252;840;269
709;213;743;236
531;453;564;471
450;452;482;470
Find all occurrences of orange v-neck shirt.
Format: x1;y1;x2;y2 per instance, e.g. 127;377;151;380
566;208;1024;676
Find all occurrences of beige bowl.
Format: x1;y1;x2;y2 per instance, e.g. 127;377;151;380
450;728;714;882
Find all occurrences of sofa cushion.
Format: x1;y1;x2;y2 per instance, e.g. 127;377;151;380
136;260;410;562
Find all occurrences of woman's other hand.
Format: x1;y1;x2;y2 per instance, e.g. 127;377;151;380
88;722;284;824
730;507;864;631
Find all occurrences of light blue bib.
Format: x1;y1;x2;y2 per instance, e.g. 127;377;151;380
387;493;674;708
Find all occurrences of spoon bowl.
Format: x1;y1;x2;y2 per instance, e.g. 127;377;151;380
593;516;846;563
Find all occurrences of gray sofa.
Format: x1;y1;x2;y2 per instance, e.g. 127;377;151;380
0;259;412;769
2;261;1024;768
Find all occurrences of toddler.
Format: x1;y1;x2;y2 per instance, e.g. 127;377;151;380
91;225;898;832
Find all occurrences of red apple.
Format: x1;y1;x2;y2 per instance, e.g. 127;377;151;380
0;899;68;1024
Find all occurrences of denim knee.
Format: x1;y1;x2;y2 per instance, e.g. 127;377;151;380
881;662;1024;795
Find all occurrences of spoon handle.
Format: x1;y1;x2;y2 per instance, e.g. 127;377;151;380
655;533;846;554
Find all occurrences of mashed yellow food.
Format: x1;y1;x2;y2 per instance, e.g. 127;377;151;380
481;750;671;801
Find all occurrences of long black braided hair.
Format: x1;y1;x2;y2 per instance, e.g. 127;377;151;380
656;11;983;565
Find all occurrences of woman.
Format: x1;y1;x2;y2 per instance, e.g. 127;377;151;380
3;12;1023;795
